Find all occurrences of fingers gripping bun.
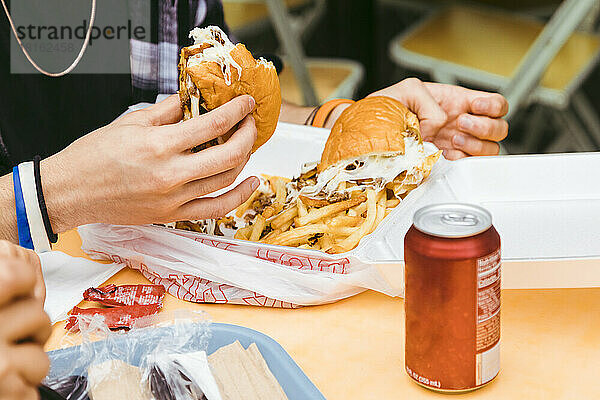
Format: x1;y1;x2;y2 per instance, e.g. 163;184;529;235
318;96;421;172
179;26;282;152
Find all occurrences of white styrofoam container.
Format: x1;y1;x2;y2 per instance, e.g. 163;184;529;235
200;122;600;289
354;151;600;260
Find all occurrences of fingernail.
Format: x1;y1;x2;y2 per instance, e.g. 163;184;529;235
453;134;466;147
248;96;256;109
250;177;259;190
473;98;489;112
459;115;474;131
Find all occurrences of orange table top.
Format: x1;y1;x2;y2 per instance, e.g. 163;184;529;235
47;230;600;399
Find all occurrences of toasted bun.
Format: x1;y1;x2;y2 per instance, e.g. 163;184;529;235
179;28;281;152
318;96;421;172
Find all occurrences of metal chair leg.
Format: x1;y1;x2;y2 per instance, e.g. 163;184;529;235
431;70;458;86
264;0;318;106
520;105;548;152
502;0;598;121
498;143;509;155
548;109;597;152
545;130;574;153
571;90;600;147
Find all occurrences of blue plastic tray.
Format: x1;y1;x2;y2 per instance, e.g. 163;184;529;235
47;322;325;400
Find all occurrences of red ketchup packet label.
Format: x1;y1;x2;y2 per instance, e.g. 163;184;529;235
65;304;162;331
83;284;165;307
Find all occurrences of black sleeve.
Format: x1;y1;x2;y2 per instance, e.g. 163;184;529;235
179;0;231;47
200;0;231;35
193;1;283;74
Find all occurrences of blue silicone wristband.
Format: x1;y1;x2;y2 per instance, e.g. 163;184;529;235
13;166;34;249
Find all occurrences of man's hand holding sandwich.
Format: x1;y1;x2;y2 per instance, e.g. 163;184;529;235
0;95;260;243
282;78;509;160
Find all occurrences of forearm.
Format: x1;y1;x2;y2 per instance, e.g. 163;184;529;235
0;173;18;243
279;100;315;125
0;155;82;243
39;154;82;235
279;100;351;129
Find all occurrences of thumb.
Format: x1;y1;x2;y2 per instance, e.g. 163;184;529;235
397;78;448;140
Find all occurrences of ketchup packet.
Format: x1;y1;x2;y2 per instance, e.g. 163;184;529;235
83;284;165;307
65;304;161;331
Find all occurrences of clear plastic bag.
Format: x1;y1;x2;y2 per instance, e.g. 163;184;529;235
45;310;220;400
78;223;400;307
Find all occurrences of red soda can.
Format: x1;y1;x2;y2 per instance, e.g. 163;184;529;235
404;204;501;392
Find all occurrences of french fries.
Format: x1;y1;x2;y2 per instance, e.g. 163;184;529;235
272;178;287;213
295;194;366;227
250;215;267;242
329;226;360;237
260;228;281;243
372;193;387;234
278;219;294;233
326;215;363;227
298;195;330;208
267;224;328;246
337;189;378;251
326;245;347;254
177;157;437;253
319;233;334;252
350;201;367;217
296;198;308;218
386;199;400;208
231;181;404;252
271;205;298;230
262;205;276;219
234;225;253;240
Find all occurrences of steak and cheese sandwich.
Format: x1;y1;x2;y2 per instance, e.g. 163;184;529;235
178;26;281;152
294;96;440;204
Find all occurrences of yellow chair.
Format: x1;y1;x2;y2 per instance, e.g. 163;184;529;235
389;3;600;152
223;0;363;107
224;0;310;32
279;58;364;105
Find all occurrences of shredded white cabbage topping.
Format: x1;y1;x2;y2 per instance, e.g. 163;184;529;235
301;161;318;174
299;137;425;197
187;26;241;85
256;57;275;69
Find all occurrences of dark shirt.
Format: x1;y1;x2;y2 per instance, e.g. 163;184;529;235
0;18;133;173
0;0;229;174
